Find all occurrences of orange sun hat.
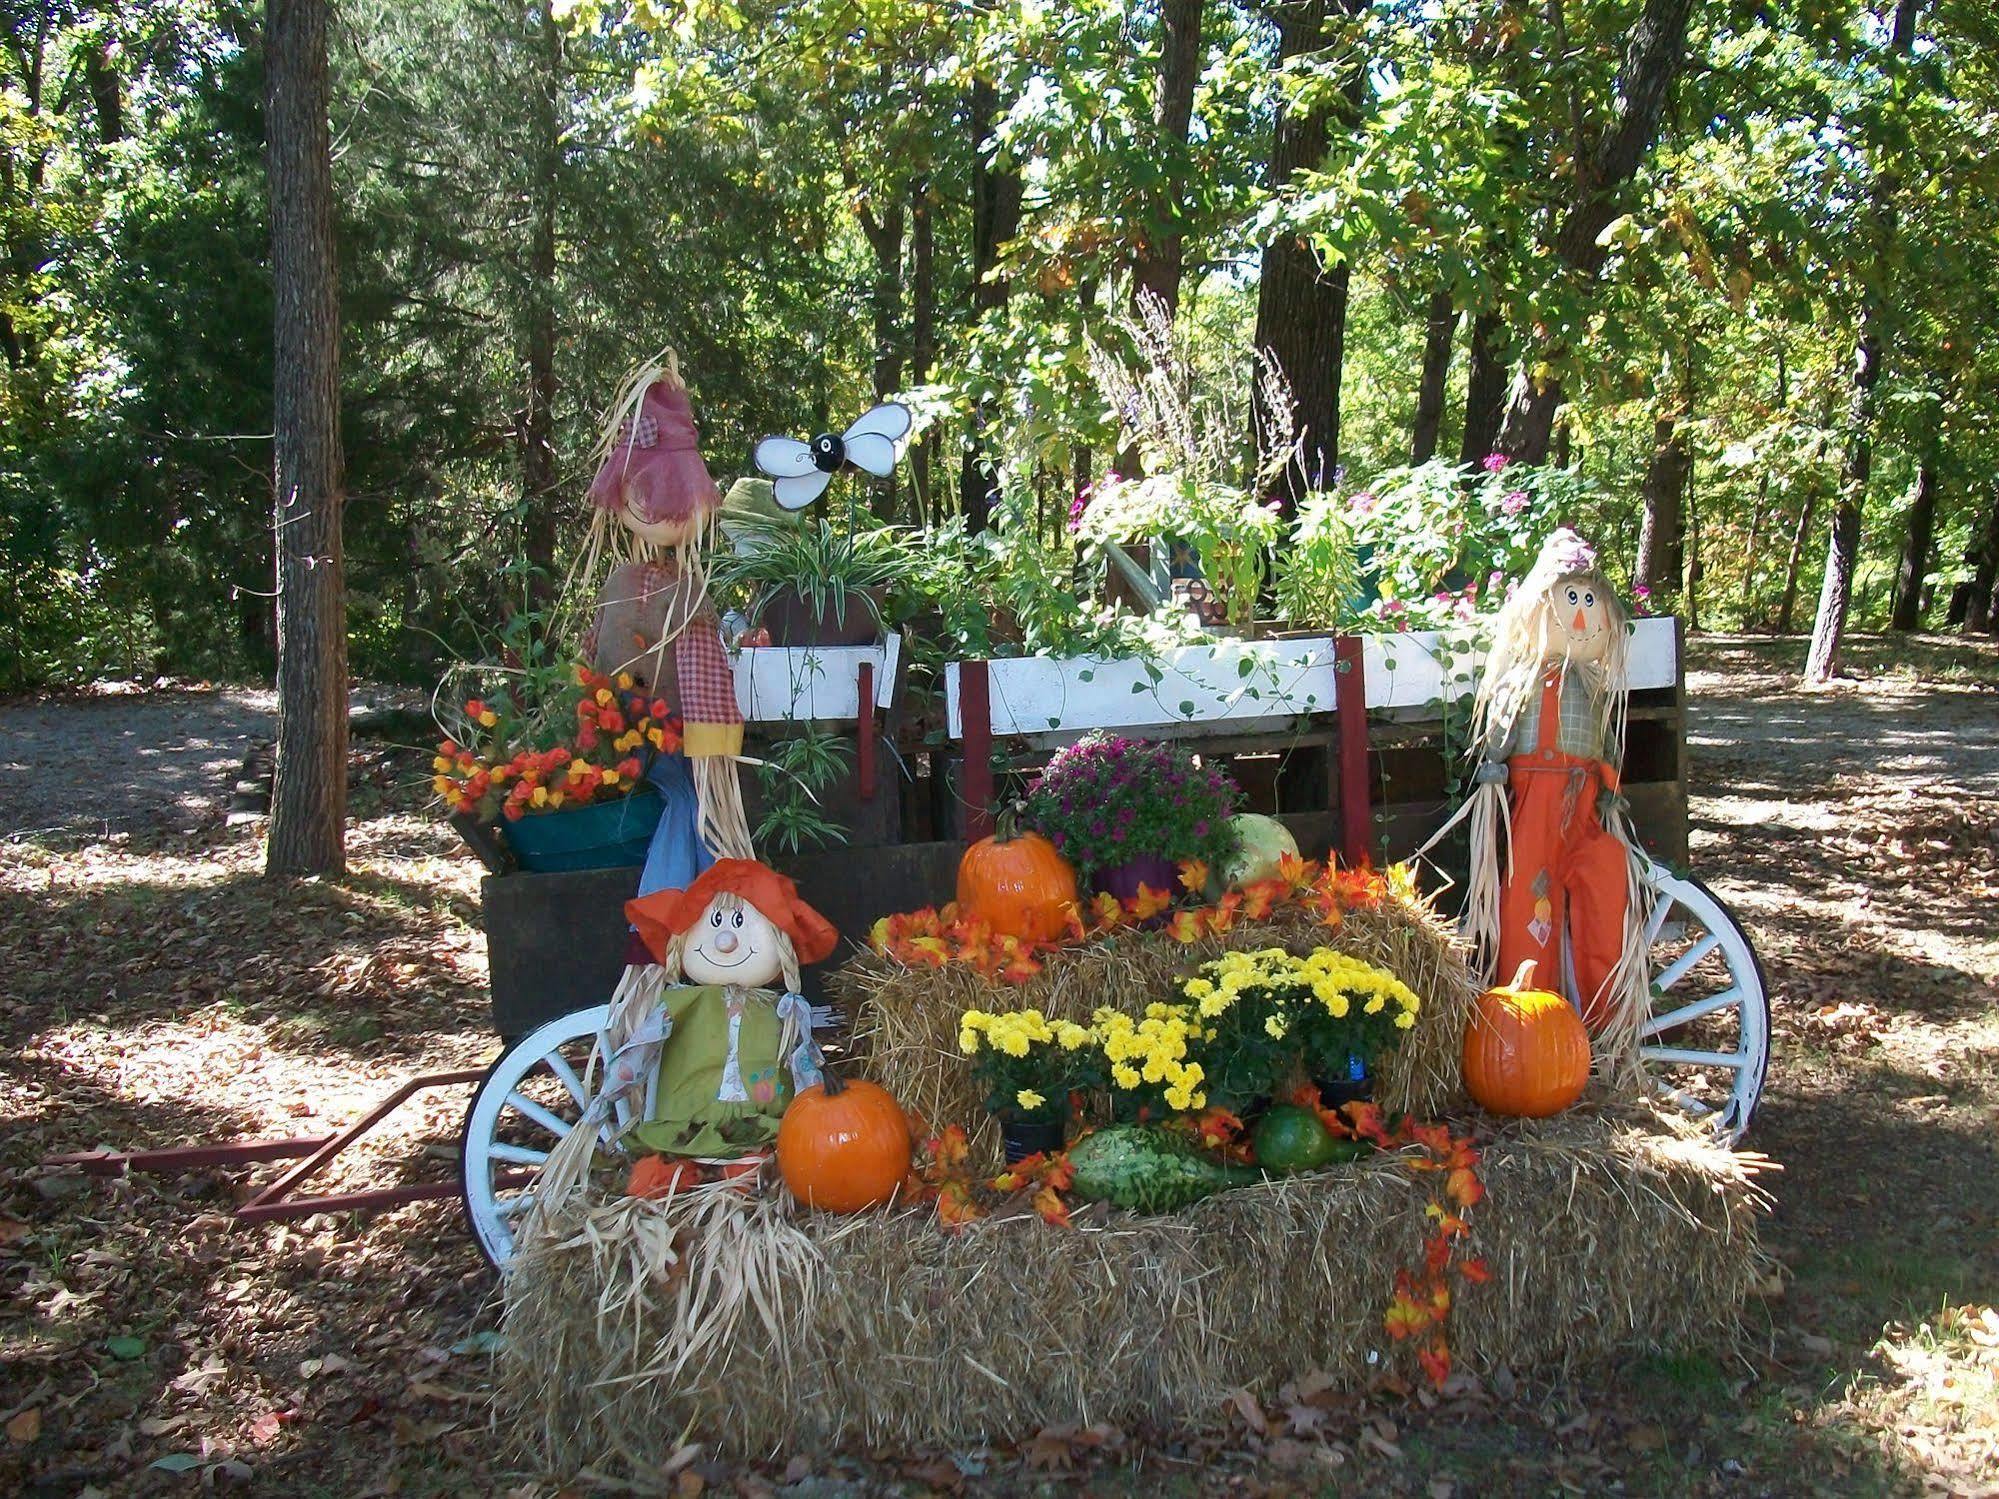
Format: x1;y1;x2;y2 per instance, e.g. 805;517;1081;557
626;858;839;967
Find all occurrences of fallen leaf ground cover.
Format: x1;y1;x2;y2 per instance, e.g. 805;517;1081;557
2;634;1995;1497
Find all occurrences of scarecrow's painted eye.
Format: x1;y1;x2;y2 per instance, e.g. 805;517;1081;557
710;910;724;927
1583;590;1595;607
731;910;744;928
1566;588;1579;605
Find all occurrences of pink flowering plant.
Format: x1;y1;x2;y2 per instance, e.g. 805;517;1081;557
1024;732;1242;880
1329;458;1608;628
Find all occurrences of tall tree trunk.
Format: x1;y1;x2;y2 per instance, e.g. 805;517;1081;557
1253;0;1362;509
520;0;561;600
1806;0;1920;682
1950;483;1999;632
1496;0;1698;462
1635;344;1693;602
265;0;348;877
1457;310;1506;469
1132;0;1204;316
85;42;123;144
859;193;906;521
1889;456;1938;631
1636;413;1688;600
908;177;936;529
960;74;1022;533
1410;289;1456;463
1776;492;1816;635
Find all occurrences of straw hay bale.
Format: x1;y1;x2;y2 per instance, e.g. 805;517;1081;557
836;894;1477;1169
499;1104;1769;1472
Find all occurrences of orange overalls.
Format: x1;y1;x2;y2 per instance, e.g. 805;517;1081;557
1495;672;1629;1030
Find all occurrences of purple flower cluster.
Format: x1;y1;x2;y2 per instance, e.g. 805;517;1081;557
1024;731;1242;878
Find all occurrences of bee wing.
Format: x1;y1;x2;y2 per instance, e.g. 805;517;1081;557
753;436;815;479
841;431;900;478
843;401;912;446
772;470;834;511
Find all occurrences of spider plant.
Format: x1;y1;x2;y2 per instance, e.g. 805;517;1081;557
708;514;916;634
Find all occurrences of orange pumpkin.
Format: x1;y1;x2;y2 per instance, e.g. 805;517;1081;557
1462;960;1591;1117
776;1072;913;1212
956;806;1078;944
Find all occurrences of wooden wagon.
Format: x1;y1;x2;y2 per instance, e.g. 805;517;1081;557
455;616;1769;1268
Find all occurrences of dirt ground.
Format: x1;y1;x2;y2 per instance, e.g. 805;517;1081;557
2;634;1995;1497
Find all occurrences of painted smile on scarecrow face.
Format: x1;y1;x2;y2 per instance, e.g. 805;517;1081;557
681;898;787;988
1551;579;1612;664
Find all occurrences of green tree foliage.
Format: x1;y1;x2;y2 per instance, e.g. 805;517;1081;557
7;0;1999;692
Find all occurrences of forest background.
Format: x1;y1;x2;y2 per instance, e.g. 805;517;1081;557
5;0;1999;697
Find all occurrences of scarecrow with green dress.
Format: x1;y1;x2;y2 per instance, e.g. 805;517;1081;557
534;859;839;1202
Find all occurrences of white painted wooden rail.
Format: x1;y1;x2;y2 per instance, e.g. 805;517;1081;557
732;635;901;725
943;617;1678;739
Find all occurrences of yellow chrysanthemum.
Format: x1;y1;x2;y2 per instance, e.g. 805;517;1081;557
1016;1089;1046;1111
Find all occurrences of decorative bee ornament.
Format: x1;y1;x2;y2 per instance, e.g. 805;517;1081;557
753;402;912;510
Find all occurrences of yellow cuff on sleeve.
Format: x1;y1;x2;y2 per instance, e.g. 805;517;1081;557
683;722;745;758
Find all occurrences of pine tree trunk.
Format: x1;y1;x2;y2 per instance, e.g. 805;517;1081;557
1410;289;1455;463
908;177;935;529
960;73;1021;533
860;194;906;521
520;0;562;601
1457;311;1506;469
1950;484;1999;632
1806;0;1920;681
265;0;348;877
1253;0;1362;510
1636;413;1688;600
1889;457;1938;631
1132;0;1204;316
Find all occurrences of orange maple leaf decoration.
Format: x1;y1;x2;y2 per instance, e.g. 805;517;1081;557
1363;1111;1488;1388
1129;882;1174;921
1176;858;1210;895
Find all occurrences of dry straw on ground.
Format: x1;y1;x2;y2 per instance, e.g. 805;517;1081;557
836;894;1478;1168
500;1104;1770;1470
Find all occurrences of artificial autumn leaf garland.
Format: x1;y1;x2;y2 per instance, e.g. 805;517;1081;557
869;853;1405;984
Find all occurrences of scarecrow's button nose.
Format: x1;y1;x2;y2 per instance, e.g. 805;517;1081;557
714;931;739;954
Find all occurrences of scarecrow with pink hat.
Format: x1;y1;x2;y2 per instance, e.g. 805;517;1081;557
576;350;754;892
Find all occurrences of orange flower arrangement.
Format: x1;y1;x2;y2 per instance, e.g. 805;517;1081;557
431;665;683;822
869;852;1401;984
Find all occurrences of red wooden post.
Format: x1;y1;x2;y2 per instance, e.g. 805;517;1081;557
857;660;876;801
960;659;994;843
1333;634;1372;866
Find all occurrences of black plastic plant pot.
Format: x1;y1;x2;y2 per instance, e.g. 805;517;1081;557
756;585;884;647
998;1113;1065;1164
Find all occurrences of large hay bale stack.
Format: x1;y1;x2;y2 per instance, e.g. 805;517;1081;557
500;1107;1769;1471
836;895;1478;1169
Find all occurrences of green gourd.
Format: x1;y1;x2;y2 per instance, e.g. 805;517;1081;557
1065;1125;1262;1213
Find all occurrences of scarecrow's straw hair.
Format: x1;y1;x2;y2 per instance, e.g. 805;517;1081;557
498;1102;1770;1471
837;891;1476;1169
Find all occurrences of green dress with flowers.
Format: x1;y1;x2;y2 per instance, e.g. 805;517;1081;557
627;984;793;1159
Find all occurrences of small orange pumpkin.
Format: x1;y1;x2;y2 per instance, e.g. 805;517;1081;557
956;805;1078;944
776;1072;913;1212
1462;960;1591;1117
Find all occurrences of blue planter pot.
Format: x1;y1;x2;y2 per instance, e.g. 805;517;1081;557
499;788;663;873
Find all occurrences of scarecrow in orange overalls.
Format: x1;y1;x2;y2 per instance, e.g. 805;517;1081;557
1445;530;1652;1060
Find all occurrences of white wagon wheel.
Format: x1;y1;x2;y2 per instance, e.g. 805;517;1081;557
460;1003;634;1272
1628;859;1771;1142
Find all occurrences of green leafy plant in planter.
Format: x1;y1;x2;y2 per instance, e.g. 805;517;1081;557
752;725;853;855
708;515;916;645
1073;295;1297;630
1273;493;1367;632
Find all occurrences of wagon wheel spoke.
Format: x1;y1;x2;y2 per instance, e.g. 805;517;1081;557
1633;863;1771;1144
461;1003;616;1274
